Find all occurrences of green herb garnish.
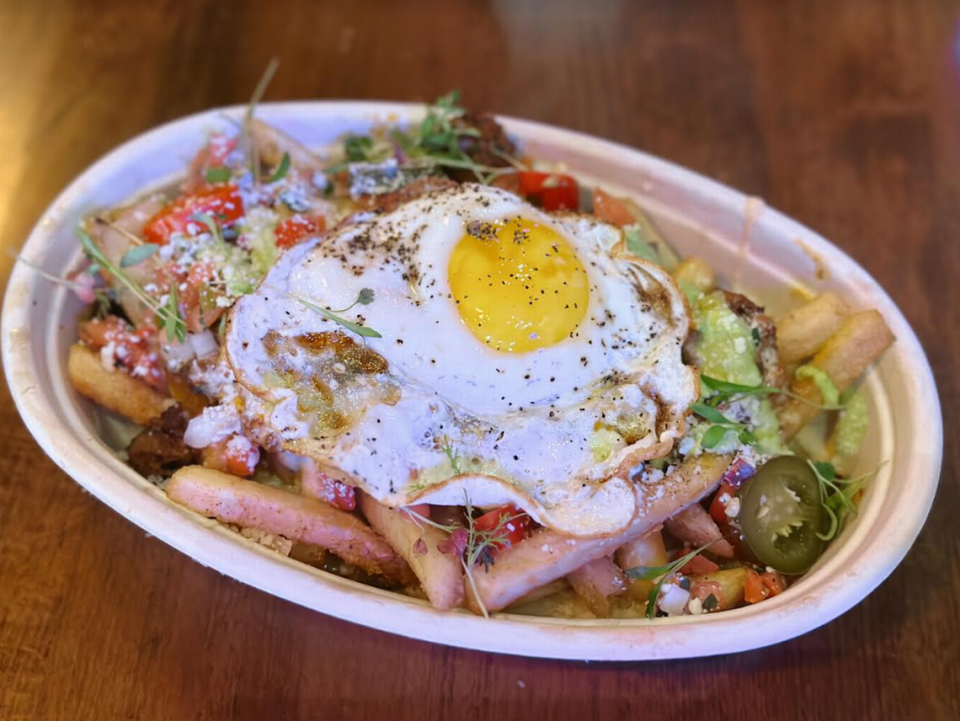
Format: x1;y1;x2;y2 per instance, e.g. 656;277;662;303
119;243;159;268
330;287;376;313
268;152;290;183
242;57;281;184
440;435;462;474
331;91;516;184
205;167;233;184
271;285;381;338
343;135;379;163
690;402;757;449
403;491;528;618
809;459;880;541
700;374;844;411
626;541;717;619
78;228;186;342
190;212;227;250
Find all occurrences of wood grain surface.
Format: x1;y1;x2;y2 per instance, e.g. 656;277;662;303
2;1;959;719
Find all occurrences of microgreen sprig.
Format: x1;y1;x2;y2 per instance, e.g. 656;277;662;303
190;212;228;250
242;57;281;184
8;250;112;310
626;540;718;619
330;90;515;185
268;152;291;183
700;374;844;411
330;287;375;313
269;284;381;338
690;402;758;449
440;435;463;474
78;228;186;342
809;460;880;541
403;491;528;619
205;166;233;184
119;243;159;268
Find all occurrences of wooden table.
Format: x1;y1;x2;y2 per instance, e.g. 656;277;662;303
2;1;958;718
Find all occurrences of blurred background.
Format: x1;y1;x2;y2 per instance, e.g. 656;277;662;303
1;1;958;719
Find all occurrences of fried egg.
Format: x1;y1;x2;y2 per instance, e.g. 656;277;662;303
224;183;697;536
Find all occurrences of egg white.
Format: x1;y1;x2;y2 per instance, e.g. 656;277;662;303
225;183;697;536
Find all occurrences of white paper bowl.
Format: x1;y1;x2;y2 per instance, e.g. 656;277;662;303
2;103;942;660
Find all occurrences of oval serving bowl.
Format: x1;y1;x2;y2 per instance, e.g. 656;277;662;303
2;102;943;660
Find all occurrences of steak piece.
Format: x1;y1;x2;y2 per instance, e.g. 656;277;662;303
128;405;200;478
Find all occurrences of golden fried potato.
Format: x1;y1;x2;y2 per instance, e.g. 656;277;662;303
776;292;850;365
778;310;894;440
68;344;174;425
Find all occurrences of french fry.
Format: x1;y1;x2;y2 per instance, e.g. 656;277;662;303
166;466;414;584
776;292;850;365
357;493;465;611
68;344;174;425
566;556;628;618
778;310;894;441
505;579;570;608
465;453;733;615
664;503;735;558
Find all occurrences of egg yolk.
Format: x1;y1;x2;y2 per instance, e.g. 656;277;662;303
448;218;589;352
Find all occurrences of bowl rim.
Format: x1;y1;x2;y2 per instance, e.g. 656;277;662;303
1;101;944;661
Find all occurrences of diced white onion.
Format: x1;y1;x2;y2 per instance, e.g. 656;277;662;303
184;405;241;449
162;339;195;371
659;583;691;616
188;330;219;360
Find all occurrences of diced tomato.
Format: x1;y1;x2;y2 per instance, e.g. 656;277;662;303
592;187;636;227
474;505;530;554
275;214;325;249
744;568;785;604
679;552;720;576
744;568;766;603
79;315;166;391
689;580;725;610
144;185;244;245
205;133;237;167
495;171;579;211
185;133;238;192
181;261;223;332
709;481;738;525
760;570;786;597
301;466;357;512
328;479;357;512
202;435;260;478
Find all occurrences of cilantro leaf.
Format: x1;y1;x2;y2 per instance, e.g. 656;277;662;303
273;285;382;339
814;461;837;483
119;243;159;268
268;152;290;183
78;228;185;342
357;287;375;306
691;402;736;425
204;167;232;184
625;541;717;619
344;135;376;162
701;425;731;449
